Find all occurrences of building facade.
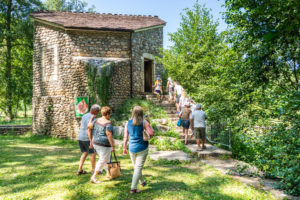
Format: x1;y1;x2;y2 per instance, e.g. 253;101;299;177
31;11;166;138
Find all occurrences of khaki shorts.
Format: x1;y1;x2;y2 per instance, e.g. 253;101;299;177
194;127;205;140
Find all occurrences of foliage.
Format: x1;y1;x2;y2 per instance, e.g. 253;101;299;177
149;136;191;153
160;0;300;195
87;62;114;107
111;98;168;126
153;129;180;138
43;0;96;12
0;134;276;200
224;0;299;91
0;0;42;120
0;116;32;125
223;0;300;195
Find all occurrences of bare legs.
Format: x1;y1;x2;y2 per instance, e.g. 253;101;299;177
78;152;96;173
78;152;88;172
183;128;189;144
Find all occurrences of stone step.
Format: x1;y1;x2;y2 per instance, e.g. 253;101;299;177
187;143;232;159
149;151;190;161
163;107;177;111
168;114;179;118
180;133;194;139
166;110;177;114
146;94;169;99
181;139;197;144
159;103;177;108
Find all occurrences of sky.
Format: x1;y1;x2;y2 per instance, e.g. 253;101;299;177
84;0;227;48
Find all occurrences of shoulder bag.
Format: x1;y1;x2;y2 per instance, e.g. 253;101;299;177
107;152;121;179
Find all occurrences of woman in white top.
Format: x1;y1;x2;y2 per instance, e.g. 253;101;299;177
179;92;189;112
166;78;174;103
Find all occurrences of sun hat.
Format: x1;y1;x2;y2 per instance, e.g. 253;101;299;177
184;102;191;107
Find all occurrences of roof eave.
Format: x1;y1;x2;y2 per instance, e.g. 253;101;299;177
32;17;166;33
133;23;166;32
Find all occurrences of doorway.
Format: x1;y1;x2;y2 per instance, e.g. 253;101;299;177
144;59;153;92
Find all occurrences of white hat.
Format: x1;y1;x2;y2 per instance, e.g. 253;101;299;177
196;104;201;109
184;102;191;107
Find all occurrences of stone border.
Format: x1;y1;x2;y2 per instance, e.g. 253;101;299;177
0;125;32;135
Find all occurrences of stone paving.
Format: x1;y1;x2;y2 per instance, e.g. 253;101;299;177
149;151;190;161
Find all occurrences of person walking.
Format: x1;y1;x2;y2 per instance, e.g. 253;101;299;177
166;77;174;103
88;106;115;184
179;92;189;112
180;103;192;145
77;104;100;175
123;106;154;194
190;104;207;151
153;75;163;100
174;82;183;113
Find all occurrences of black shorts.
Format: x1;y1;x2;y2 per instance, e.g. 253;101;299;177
78;140;96;154
155;90;162;95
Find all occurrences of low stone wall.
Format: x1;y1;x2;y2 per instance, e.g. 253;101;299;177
0;125;32;135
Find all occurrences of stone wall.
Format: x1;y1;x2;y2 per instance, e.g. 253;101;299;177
33;22;164;139
131;27;164;95
0;125;32;135
68;30;130;58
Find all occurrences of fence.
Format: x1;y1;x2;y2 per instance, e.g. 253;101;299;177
206;121;232;150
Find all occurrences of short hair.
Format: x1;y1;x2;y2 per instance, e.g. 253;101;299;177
101;106;112;116
90;104;101;114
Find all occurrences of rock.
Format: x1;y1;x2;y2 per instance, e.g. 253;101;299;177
156;136;176;142
149;151;190;161
152;118;168;125
156;125;170;132
113;126;124;137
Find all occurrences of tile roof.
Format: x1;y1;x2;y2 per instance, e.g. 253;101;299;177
30;11;166;32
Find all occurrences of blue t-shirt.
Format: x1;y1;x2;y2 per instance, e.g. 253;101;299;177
78;113;95;141
127;119;148;153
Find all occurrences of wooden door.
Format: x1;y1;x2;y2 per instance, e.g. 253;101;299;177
144;60;153;92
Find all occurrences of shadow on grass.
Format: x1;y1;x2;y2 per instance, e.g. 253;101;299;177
0;135;269;200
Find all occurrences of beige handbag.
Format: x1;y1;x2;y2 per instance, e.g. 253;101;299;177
143;121;150;141
107;152;121;179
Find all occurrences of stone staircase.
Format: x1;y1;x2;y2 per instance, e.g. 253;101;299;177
143;93;232;159
145;94;196;144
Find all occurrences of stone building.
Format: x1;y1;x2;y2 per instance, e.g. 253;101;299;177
31;11;166;138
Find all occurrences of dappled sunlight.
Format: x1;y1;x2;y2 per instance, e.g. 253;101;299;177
0;135;276;200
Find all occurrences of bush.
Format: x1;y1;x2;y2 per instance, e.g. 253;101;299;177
150;137;191;153
111;98;168;126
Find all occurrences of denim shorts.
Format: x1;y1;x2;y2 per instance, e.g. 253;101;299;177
181;119;190;129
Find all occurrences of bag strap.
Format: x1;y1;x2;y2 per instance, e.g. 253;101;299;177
109;151;118;163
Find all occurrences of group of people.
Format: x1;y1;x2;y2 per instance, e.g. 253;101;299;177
77;104;154;194
166;77;207;151
76;77;207;194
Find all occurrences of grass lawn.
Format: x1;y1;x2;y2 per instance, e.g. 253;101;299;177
0;116;32;125
0;134;276;200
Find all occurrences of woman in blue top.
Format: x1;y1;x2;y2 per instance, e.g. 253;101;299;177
123;106;154;194
88;106;115;184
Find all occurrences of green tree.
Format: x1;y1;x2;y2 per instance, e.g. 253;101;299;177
223;0;300;195
160;2;240;122
44;0;96;12
224;0;299;91
0;0;42;120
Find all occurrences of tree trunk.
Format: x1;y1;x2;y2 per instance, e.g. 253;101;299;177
5;0;13;121
24;101;27;118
